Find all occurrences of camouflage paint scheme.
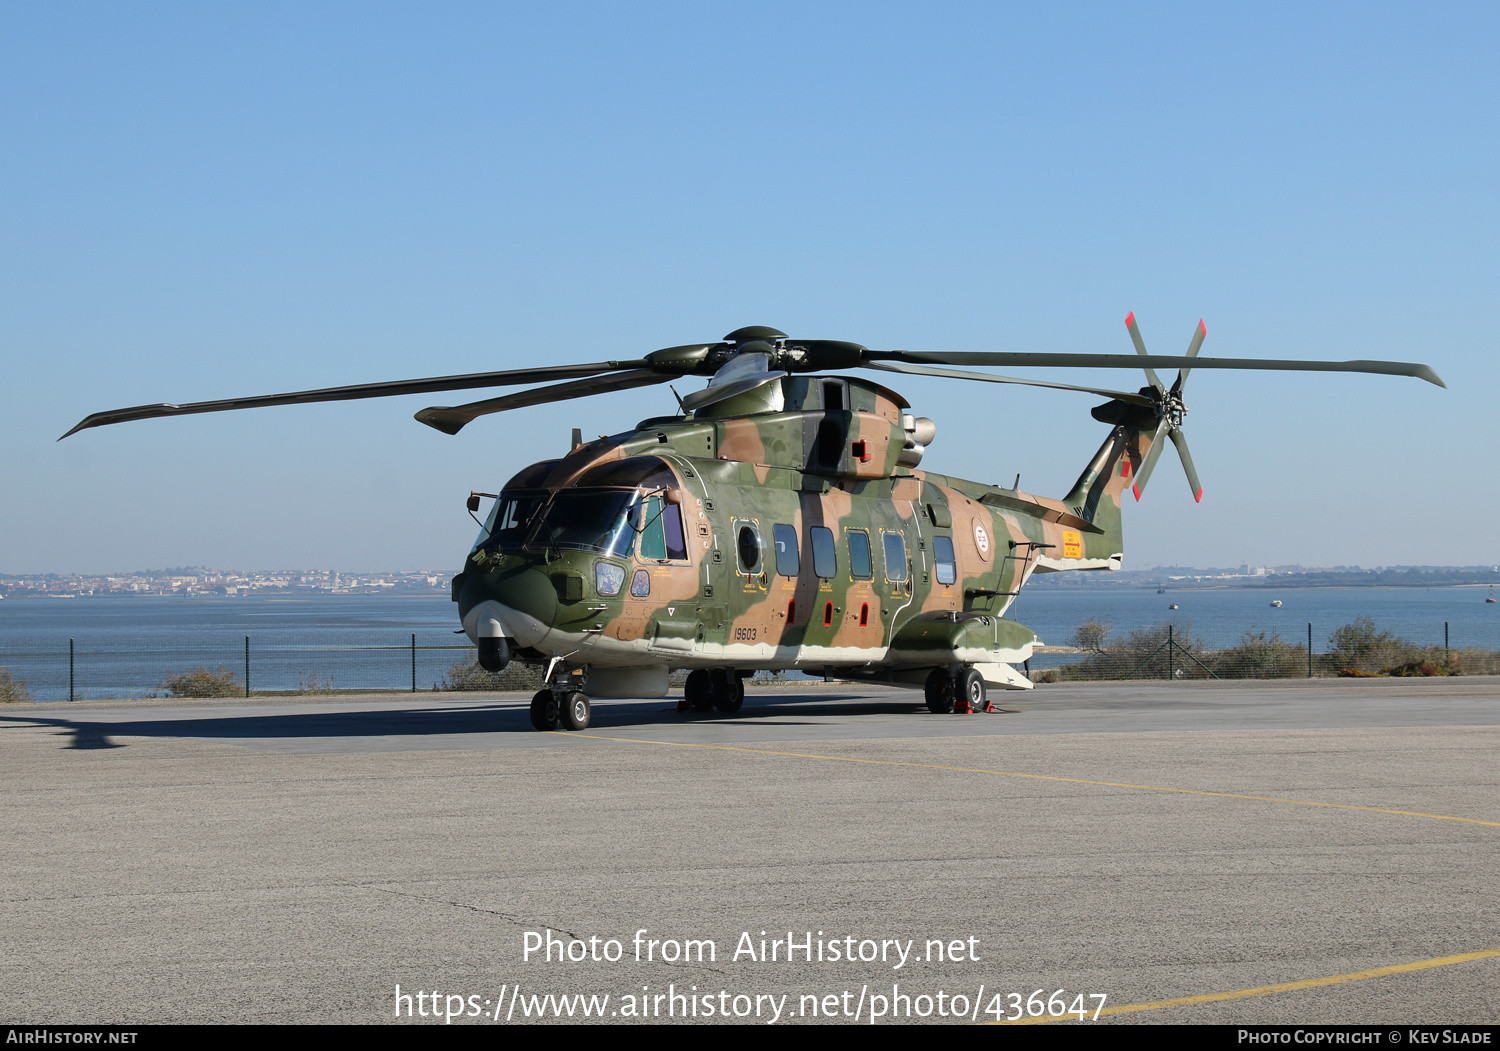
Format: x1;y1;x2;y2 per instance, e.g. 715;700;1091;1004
59;317;1442;714
454;373;1154;697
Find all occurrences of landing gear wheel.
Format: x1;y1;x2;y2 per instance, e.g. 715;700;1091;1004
714;675;745;713
954;667;985;714
562;691;591;731
924;669;954;714
529;689;560;731
684;669;712;712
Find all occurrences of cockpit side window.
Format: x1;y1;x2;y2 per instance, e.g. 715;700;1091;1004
635;496;689;561
476;490;548;552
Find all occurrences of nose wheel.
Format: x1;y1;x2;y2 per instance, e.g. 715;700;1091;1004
530;689;559;730
530;688;591;731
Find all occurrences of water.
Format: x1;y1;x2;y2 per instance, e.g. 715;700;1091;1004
1;587;1495;701
0;594;468;701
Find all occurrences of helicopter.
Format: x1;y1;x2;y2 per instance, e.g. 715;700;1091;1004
63;315;1445;731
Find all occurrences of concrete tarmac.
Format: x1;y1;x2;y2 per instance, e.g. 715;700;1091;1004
2;677;1497;1025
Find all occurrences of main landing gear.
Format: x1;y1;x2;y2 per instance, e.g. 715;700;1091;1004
924;667;989;715
531;688;591;731
679;669;744;714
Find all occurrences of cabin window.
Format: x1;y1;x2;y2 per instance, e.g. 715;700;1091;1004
810;527;837;579
848;530;873;579
630;569;651;598
933;535;956;585
735;523;763;574
773;524;800;577
882;532;909;582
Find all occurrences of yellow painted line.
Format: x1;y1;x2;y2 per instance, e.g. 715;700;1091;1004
994;946;1500;1023
559;733;1500;828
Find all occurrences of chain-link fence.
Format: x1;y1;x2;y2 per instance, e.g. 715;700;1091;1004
0;632;498;702
2;615;1495;701
1026;617;1500;682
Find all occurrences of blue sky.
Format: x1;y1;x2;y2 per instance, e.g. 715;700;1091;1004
3;2;1494;573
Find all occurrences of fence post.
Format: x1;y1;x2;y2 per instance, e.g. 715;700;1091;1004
69;638;75;702
411;633;417;693
1445;621;1450;665
1307;623;1313;678
244;636;250;698
1167;624;1174;680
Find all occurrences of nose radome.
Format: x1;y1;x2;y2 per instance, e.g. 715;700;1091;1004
474;568;558;649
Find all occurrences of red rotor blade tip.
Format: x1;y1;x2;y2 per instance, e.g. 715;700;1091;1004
1132;483;1142;502
1125;311;1136;327
1198;320;1206;335
1194;487;1203;503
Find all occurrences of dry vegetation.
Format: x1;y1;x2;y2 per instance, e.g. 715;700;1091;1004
0;668;32;703
439;659;547;691
160;665;241;698
1036;616;1482;682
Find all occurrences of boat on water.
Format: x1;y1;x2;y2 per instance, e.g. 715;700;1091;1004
1271;600;1283;608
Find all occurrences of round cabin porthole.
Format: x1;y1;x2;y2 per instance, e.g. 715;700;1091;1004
737;525;761;571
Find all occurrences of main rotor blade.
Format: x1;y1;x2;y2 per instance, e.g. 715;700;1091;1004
863;360;1156;407
414;369;672;435
1172;319;1207;394
1125;311;1166;393
59;360;650;439
1130;419;1173;501
870;351;1446;388
1168;426;1203;503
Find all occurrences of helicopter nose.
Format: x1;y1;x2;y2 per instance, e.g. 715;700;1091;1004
476;568;558;649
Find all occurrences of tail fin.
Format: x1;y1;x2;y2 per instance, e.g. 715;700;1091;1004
1062;415;1158;552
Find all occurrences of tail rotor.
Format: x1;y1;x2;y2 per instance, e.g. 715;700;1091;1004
1124;314;1206;503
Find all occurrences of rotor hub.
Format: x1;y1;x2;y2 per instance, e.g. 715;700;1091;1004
1158;390;1188;428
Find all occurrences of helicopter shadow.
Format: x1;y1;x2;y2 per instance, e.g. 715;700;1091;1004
603;691;930;729
0;703;526;752
0;692;932;751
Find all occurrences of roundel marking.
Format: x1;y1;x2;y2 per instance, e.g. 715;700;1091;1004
973;520;991;562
